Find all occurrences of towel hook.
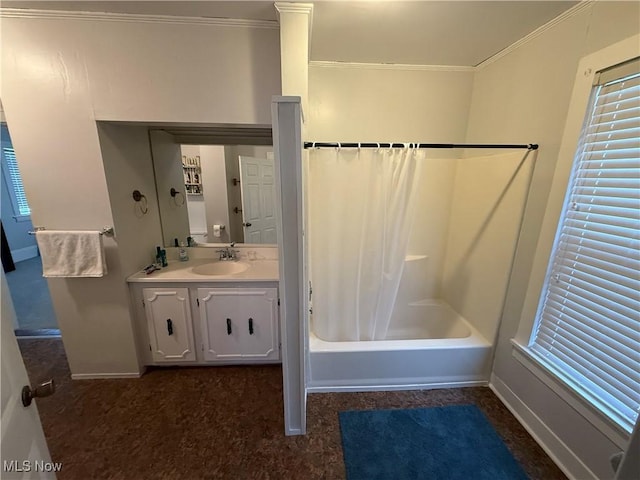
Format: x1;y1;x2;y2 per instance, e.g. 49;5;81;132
132;190;148;215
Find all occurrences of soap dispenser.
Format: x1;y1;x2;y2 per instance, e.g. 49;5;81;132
155;246;163;267
179;242;189;262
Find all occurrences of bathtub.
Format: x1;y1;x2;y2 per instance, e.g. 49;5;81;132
308;300;492;392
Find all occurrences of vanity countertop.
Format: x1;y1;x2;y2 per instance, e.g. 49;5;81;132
126;258;279;283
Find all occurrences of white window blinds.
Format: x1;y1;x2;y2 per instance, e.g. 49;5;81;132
2;147;31;216
529;64;640;434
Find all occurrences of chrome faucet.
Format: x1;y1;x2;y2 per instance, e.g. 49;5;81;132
216;242;238;261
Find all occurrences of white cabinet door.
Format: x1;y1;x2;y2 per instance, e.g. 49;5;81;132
143;288;196;363
198;287;279;362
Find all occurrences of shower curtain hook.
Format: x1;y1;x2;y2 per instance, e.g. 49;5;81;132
358;142;361;150
312;142;316;149
337;142;341;151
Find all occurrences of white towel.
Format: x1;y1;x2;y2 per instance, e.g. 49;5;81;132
35;231;108;278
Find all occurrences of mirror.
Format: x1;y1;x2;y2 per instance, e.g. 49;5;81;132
149;129;276;247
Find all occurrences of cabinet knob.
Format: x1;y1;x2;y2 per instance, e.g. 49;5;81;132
167;318;173;336
226;318;232;335
248;318;254;335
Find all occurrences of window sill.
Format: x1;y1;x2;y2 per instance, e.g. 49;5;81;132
12;214;31;223
511;339;630;449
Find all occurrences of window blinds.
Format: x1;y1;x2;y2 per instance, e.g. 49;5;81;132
530;67;640;433
3;147;31;216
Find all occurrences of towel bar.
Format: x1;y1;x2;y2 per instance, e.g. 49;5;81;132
29;226;114;236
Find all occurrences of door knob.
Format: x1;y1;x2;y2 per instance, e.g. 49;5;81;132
22;379;55;407
243;222;252;227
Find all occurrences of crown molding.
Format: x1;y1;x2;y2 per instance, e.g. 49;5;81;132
275;3;314;57
274;3;314;16
0;8;279;29
476;0;594;69
274;2;314;37
309;61;475;73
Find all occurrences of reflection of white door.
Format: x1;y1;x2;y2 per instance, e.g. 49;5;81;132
1;272;56;479
239;156;277;244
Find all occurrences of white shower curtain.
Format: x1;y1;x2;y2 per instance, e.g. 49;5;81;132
309;147;423;341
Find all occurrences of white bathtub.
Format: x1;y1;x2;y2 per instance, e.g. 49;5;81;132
308;300;492;391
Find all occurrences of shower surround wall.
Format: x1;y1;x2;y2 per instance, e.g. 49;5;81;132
441;151;534;343
308;64;531;361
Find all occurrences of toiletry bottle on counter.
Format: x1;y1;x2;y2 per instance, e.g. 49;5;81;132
160;249;168;267
155;246;163;268
179;242;189;262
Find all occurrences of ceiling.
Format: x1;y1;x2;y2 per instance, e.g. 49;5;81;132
1;1;579;67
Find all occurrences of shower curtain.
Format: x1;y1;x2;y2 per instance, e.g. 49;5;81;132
309;147;423;341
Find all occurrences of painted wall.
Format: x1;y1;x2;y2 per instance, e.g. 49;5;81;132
199;145;230;244
151;131;189;248
1;267;19;330
0;14;281;376
465;2;640;478
308;66;473;149
98;124;163;272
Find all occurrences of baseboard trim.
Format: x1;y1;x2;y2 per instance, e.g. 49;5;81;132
490;373;597;480
15;328;60;338
71;372;143;380
307;380;487;393
12;245;38;263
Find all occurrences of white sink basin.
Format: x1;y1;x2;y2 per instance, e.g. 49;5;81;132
191;261;250;276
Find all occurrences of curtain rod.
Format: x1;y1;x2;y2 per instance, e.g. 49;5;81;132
304;142;538;150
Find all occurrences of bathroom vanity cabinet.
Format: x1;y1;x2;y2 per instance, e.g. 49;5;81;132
127;259;280;366
134;284;280;366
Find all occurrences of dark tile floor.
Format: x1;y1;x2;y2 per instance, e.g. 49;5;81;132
19;338;566;480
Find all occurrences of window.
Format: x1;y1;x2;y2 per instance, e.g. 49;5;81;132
528;60;640;434
1;144;31;220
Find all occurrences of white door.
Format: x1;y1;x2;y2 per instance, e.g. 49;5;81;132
143;288;196;363
239;156;277;244
1;272;57;478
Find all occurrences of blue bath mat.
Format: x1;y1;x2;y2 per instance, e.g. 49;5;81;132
339;405;529;480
